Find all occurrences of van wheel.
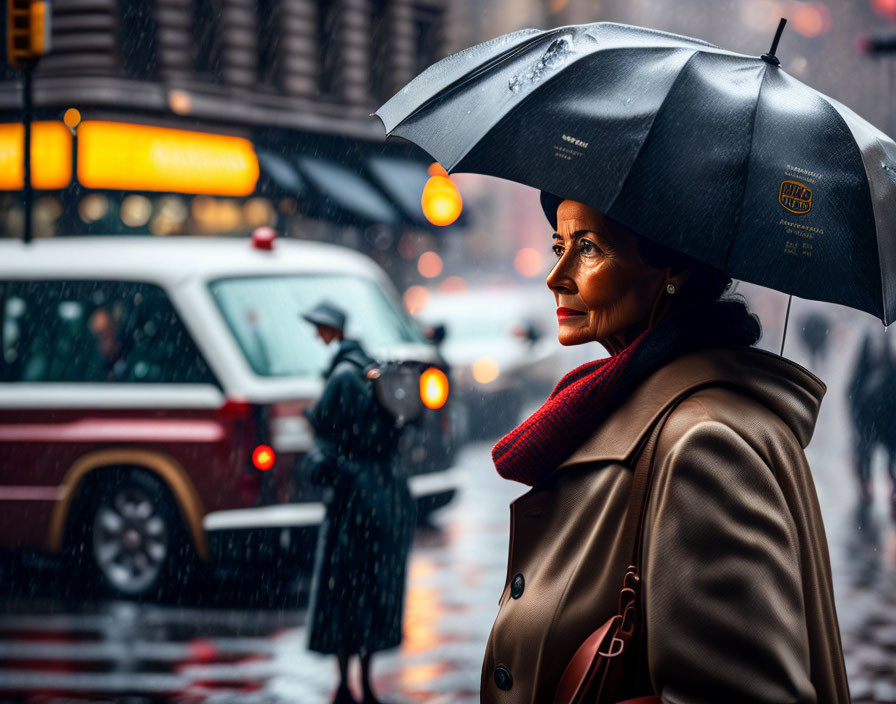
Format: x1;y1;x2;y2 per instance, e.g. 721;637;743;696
77;470;190;599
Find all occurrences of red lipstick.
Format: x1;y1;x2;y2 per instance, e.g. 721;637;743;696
557;307;586;320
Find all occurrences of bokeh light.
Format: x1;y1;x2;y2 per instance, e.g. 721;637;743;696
792;3;831;37
514;247;544;277
78;193;108;223
120;194;152;227
168;89;193;114
439;276;468;293
421;175;463;226
403;285;431;315
873;0;896;20
472;357;500;384
243;197;275;227
63;108;81;129
417;251;444;278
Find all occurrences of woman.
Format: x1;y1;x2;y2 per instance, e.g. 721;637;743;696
481;197;849;703
302;301;415;704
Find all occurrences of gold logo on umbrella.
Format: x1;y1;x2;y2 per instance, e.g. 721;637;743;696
779;180;813;214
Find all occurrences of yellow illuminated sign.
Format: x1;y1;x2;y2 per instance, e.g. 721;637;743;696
0;121;72;190
77;121;259;196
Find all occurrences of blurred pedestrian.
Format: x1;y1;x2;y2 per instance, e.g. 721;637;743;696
799;311;831;367
848;330;896;509
301;301;415;704
482;197;848;703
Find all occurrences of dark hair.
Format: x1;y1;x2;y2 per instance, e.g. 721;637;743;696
632;232;732;306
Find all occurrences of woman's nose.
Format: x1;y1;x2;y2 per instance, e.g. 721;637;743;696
546;254;576;295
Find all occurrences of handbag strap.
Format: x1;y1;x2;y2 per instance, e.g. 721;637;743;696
621;396;684;574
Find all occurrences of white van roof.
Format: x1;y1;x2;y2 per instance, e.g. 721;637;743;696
0;236;382;286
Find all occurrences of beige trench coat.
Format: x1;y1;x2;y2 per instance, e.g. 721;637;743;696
482;348;849;704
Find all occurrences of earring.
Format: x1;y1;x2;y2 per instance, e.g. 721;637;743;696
666;282;677;295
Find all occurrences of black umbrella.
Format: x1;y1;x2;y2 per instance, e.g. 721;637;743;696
375;21;896;324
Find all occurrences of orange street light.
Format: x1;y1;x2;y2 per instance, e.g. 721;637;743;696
421;175;463;226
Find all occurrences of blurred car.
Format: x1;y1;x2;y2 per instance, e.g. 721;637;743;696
0;233;460;598
417;286;562;439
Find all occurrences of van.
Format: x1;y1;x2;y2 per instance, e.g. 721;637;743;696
0;233;460;597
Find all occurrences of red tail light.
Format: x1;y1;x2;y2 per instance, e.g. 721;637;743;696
252;444;275;471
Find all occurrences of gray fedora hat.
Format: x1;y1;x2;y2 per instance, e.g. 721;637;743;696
301;300;347;332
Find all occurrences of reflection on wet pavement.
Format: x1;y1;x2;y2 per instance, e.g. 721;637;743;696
0;442;523;703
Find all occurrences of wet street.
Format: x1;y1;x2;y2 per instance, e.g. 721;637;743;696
2;330;896;702
0;438;523;704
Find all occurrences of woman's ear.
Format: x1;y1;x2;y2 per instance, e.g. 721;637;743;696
665;267;690;293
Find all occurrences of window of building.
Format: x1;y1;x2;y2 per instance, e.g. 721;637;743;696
192;0;225;81
316;0;338;98
412;3;442;76
256;0;282;87
370;0;391;103
119;0;159;79
0;280;215;384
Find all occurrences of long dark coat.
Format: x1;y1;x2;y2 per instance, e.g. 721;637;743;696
482;348;849;703
306;339;415;655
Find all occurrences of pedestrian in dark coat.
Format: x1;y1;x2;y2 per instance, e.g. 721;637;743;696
301;301;415;704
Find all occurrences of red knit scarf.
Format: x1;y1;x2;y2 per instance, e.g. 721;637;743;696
492;332;646;485
492;301;759;486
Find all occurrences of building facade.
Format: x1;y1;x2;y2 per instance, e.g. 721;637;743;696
0;0;453;277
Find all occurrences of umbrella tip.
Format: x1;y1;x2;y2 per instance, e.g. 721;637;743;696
761;17;787;66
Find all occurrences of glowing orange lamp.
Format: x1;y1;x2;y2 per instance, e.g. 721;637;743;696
419;368;450;410
421;175;463;227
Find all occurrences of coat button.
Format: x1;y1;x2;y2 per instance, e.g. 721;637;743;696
494;665;513;691
510;573;525;599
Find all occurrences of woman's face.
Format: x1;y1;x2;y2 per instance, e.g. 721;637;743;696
546;200;666;352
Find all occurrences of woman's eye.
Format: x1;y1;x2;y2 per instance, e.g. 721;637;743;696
579;239;599;255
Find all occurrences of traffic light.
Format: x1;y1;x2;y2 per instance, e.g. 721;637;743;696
6;0;51;68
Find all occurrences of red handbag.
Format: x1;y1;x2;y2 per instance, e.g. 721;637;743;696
554;400;684;704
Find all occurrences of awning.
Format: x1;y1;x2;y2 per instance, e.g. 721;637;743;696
295;155;399;226
366;156;429;225
367;155;467;229
256;150;304;193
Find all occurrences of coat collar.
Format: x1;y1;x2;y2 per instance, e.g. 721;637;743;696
557;347;826;469
324;339;366;378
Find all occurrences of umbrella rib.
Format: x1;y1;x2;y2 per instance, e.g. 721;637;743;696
385;28;572;137
724;63;771;274
604;49;703;218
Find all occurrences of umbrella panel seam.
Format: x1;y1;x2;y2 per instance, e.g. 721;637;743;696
725;64;770;274
604;50;702;223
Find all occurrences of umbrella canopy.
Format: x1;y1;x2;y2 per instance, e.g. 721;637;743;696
375;22;896;324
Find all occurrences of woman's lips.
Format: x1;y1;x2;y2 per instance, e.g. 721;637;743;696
557;307;586;320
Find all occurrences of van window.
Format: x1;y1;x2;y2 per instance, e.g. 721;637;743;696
210;275;425;377
0;281;215;384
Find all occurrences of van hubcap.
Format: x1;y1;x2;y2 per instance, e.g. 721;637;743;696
92;487;169;594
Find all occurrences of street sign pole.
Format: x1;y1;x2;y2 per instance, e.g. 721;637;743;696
23;65;32;244
7;0;51;243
